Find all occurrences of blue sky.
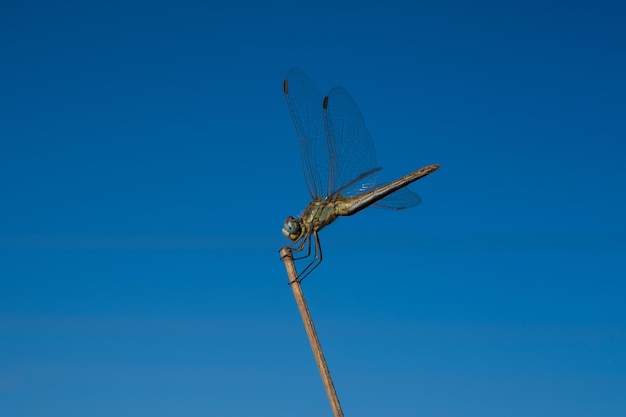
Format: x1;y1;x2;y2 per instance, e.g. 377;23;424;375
1;0;625;416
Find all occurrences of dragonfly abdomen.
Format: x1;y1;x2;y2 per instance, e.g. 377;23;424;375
336;164;440;216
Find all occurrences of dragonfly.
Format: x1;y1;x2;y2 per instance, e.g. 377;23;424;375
281;68;439;281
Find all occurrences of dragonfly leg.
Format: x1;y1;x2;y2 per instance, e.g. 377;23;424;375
290;233;313;261
294;231;323;282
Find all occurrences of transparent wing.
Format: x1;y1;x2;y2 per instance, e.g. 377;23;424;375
284;68;328;200
322;86;380;198
372;186;422;210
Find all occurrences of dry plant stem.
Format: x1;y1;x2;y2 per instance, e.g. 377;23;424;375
280;247;344;417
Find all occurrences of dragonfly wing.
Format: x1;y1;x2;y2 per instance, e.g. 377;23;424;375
284;68;328;200
372;187;422;210
322;86;379;198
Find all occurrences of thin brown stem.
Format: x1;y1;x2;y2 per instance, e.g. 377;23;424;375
280;247;344;417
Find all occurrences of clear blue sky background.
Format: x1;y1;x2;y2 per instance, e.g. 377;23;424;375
1;1;625;416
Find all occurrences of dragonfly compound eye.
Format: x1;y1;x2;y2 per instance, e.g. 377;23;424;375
282;216;301;240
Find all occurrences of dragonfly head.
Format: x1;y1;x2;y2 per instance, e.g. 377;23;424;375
282;216;302;240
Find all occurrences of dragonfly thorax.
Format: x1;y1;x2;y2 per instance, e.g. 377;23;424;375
282;200;338;241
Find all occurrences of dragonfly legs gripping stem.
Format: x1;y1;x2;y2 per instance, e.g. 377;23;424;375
282;232;322;283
